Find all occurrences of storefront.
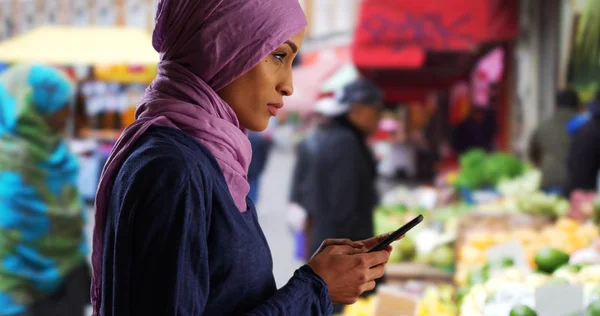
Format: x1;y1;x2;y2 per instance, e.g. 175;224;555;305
349;0;519;181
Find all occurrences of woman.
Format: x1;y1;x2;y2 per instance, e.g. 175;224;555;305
0;64;90;316
92;1;393;315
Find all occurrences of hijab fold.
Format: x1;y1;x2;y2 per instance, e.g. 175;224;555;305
91;0;306;313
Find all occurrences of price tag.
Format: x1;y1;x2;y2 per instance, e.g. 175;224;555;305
486;241;530;273
535;284;584;316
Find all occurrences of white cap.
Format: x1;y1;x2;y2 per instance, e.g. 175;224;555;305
314;97;348;117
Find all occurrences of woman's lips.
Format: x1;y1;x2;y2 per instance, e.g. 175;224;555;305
267;103;283;116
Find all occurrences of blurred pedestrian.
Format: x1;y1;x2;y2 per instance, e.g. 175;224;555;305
451;105;497;155
529;90;581;194
247;119;275;204
0;64;89;316
301;80;384;313
290;98;348;211
92;1;395;315
567;91;600;195
288;97;347;261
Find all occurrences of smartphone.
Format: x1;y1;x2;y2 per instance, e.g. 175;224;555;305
367;214;424;253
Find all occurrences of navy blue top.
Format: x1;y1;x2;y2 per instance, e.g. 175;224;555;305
100;126;332;315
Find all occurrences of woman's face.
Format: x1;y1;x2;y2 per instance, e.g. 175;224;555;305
218;29;305;131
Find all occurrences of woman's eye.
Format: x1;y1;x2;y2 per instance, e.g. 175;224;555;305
272;53;287;63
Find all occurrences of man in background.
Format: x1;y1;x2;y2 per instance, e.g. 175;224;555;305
301;79;384;313
288;97;348;261
530;90;581;194
451;105;497;155
567;91;600;195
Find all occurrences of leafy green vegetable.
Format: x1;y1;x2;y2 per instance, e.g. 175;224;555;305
455;150;526;190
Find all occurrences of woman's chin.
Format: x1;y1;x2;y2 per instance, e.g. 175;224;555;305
244;118;270;132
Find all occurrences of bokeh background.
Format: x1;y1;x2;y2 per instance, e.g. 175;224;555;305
1;0;600;315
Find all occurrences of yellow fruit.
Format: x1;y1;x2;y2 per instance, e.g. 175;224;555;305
514;229;538;244
460;245;485;263
495;236;512;245
469;233;495;250
556;218;579;233
455;267;469;286
579;224;599;241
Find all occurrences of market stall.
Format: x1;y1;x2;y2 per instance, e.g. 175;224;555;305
347;0;520;184
343;148;600;316
0;26;159;202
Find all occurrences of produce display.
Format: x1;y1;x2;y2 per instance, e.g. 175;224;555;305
456;218;600;286
342;285;459;316
459;264;600;315
474;192;570;219
374;205;458;270
496;169;541;197
366;149;600;316
416;285;458;316
454;150;527;191
343;297;375;316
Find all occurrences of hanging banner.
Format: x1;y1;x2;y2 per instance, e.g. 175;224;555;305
71;0;92;26
352;0;518;69
93;0;117;26
0;0;15;41
471;47;505;107
125;0;149;28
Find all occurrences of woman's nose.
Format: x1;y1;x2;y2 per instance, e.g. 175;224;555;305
278;71;294;97
279;85;293;97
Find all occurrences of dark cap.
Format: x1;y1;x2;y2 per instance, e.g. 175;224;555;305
337;79;383;106
556;90;580;109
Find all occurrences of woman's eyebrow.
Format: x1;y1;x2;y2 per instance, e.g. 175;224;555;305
284;40;298;53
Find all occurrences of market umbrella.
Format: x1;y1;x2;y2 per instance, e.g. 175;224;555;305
284;47;349;114
320;63;359;93
0;26;158;65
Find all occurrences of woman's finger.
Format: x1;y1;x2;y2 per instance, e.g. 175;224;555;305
358;250;390;268
368;264;385;281
320;238;363;249
358;233;406;250
328;245;364;255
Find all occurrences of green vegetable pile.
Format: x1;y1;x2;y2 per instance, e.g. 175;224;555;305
594;196;600;225
516;192;570;218
455;149;527;190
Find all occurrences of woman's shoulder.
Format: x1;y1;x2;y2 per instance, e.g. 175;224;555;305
116;126;222;190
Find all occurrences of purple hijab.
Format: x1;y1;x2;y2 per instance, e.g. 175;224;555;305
91;0;306;313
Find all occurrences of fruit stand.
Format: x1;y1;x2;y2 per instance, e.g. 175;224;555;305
343;149;600;316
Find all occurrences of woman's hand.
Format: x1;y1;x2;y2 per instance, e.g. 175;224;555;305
308;241;390;305
310;239;363;260
354;233;406;252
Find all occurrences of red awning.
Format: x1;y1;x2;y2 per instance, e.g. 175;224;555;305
352;0;518;69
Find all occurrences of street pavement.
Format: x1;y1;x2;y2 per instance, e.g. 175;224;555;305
255;147;305;287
